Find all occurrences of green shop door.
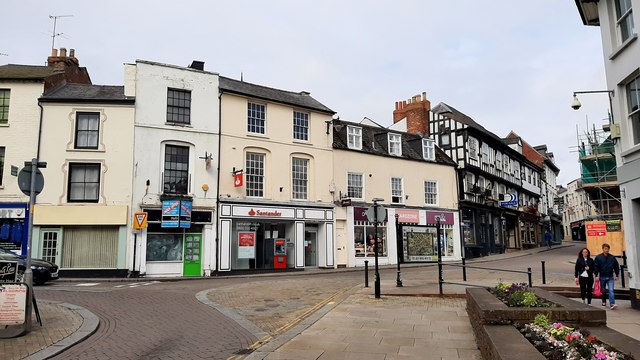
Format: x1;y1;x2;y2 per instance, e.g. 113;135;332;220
183;233;202;277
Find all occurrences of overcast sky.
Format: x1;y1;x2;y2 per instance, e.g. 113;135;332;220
2;1;610;186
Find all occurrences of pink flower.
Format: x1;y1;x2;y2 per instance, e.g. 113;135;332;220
553;323;564;329
596;353;607;359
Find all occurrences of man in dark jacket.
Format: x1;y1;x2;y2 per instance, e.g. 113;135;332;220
594;243;620;309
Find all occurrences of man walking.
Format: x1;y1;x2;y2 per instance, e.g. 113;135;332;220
594;243;620;309
544;229;552;249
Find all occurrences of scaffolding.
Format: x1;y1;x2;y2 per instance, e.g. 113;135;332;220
574;123;622;220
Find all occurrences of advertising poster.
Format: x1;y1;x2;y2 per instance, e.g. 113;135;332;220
0;261;18;283
238;232;255;259
0;284;27;325
161;200;180;228
179;200;192;228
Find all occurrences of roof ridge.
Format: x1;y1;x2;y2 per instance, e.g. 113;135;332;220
220;76;309;96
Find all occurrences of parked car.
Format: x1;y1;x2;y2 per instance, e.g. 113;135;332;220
0;248;59;285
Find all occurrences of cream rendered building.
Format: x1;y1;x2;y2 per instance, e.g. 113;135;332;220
124;60;220;277
331;119;461;268
35;83;135;276
217;77;336;271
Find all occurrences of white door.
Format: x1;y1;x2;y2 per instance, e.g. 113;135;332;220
40;229;62;265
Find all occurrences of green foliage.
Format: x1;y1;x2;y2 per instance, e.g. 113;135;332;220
533;314;549;327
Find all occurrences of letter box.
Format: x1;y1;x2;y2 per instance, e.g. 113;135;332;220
273;238;287;269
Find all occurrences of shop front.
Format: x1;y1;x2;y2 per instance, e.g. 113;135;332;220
348;207;462;267
137;202;214;277
218;202;334;272
0;203;28;254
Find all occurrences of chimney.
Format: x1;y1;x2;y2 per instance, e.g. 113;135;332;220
60;48;67;57
189;60;205;71
44;48;92;91
69;48;75;57
392;91;431;136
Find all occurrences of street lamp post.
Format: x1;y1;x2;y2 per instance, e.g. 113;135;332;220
394;214;403;287
372;198;383;298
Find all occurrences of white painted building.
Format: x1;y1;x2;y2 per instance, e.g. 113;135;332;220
576;0;640;309
124;60;220;277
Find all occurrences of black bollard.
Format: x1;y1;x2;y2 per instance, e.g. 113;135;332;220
621;265;626;288
541;261;546;285
528;267;532;287
462;257;467;281
364;260;369;288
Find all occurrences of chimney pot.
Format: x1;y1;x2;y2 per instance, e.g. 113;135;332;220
69;48;75;57
422;92;427;101
60;48;67;57
51;48;58;57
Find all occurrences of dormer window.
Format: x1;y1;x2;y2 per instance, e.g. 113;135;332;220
388;133;402;156
422;138;435;160
347;126;362;150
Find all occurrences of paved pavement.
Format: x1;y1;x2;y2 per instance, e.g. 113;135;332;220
2;241;640;360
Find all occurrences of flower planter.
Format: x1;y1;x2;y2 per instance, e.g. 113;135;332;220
466;287;640;359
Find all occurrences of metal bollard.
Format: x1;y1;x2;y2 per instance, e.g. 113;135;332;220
623;251;628;267
364;260;369;288
541;261;546;285
462;257;467;282
528;267;532;287
621;265;626;288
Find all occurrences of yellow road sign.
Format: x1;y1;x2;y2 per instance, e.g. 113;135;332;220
133;212;148;229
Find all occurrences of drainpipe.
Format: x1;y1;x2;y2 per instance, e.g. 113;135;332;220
213;90;223;275
37;102;44;159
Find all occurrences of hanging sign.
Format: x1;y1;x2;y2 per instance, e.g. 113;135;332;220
233;173;244;187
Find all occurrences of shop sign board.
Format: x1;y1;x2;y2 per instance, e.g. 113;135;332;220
0;284;27;325
232;206;295;219
605;220;622;232
0;261;18;283
0;208;26;219
426;211;455;225
354;207;388;222
499;192;518;207
586;223;607;237
238;232;256;259
396;209;420;224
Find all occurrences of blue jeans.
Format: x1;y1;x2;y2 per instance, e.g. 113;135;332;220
599;276;615;305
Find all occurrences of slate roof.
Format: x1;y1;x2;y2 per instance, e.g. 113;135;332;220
0;64;61;80
219;76;334;114
432;102;506;144
40;84;134;103
332;119;456;167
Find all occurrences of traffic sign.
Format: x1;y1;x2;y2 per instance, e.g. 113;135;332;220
133;212;148;229
365;206;386;223
17;167;44;196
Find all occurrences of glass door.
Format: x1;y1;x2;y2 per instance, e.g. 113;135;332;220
304;229;317;267
40;229;62;265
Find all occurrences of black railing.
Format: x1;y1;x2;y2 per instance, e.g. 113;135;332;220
440;259;532;295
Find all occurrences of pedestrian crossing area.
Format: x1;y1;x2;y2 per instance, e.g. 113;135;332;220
70;281;161;289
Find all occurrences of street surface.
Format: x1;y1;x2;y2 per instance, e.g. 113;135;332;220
31;242;585;359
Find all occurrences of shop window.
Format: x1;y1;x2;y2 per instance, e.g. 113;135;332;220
246;152;265;197
353;221;387;257
146;233;183;261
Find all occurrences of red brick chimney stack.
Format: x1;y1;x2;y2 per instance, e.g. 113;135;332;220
44;48;92;91
392;92;431;136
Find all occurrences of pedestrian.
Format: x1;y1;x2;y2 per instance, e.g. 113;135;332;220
594;243;620;309
544;229;552;249
574;247;595;304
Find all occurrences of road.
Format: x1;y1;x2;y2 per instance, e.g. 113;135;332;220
34;242;585;359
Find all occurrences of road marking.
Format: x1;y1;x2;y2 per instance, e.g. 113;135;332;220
75;283;100;287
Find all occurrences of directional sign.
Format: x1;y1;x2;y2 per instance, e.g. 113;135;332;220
133;212;148;230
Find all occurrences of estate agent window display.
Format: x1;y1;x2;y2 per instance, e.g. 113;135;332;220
353;220;387;257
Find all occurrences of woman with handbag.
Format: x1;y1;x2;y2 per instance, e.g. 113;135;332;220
575;247;595;304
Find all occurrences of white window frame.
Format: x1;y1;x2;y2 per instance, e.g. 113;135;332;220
481;143;490;163
291;157;308;200
391;177;403;204
626;75;640;144
293;111;309;141
388;133;402;156
347;126;362;150
424;180;438;206
246;152;265;197
347;172;364;200
615;0;635;43
247;102;266;134
422;138;435;160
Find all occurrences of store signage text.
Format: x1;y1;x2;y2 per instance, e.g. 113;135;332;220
248;208;282;217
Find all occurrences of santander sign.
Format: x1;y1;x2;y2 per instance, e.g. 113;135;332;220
248;208;282;217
